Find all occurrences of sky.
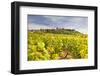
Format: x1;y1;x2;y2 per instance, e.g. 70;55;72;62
28;15;88;34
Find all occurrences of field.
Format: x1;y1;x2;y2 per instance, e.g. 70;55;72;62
28;29;88;61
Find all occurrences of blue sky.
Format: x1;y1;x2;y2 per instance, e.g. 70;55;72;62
28;15;88;34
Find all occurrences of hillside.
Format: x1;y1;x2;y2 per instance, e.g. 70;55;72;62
28;28;87;37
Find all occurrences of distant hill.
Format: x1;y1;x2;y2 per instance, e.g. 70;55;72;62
28;28;87;37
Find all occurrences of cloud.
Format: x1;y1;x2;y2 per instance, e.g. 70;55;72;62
28;15;88;34
28;23;54;30
43;16;66;22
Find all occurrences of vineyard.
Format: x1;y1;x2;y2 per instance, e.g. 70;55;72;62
28;29;88;61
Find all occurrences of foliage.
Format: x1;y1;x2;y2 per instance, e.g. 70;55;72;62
28;29;88;61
